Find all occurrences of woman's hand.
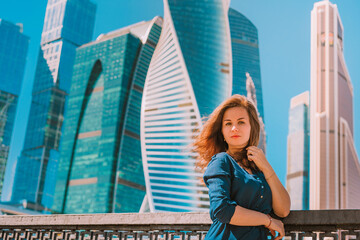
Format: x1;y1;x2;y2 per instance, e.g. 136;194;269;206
246;146;274;177
247;146;291;218
267;217;285;240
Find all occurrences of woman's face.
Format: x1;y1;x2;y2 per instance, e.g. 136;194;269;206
222;107;251;151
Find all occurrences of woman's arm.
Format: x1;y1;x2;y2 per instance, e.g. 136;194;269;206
229;205;269;226
247;146;291;218
230;205;285;240
204;155;286;240
263;167;291;218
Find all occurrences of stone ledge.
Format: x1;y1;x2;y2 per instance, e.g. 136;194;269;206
1;210;360;229
0;212;211;227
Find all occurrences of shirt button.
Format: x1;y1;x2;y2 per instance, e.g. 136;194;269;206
261;186;264;188
261;196;263;198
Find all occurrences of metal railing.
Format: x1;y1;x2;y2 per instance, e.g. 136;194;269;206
1;210;360;239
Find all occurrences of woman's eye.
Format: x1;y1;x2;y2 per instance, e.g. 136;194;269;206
238;121;244;125
225;122;231;126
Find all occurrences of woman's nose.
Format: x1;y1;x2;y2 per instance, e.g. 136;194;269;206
231;125;238;131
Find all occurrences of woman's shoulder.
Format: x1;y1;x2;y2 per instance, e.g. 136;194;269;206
209;152;231;166
203;152;233;178
212;151;228;159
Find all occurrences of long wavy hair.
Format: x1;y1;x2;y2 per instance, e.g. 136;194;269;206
194;94;261;172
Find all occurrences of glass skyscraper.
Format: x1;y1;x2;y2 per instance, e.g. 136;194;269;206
53;17;163;214
141;0;232;212
12;0;96;210
310;0;360;209
228;8;264;119
0;19;29;196
228;8;266;153
286;91;309;210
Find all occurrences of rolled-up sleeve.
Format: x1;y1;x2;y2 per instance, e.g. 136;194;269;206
204;156;237;223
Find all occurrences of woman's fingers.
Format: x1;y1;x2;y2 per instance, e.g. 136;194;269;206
247;146;261;152
268;219;285;240
247;147;265;158
247;148;258;156
247;150;259;162
247;147;263;157
274;230;284;240
247;154;255;162
275;231;285;240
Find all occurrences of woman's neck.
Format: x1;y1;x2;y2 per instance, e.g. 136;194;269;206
226;149;253;174
227;147;245;155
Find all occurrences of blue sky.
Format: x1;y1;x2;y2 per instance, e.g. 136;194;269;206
1;0;359;201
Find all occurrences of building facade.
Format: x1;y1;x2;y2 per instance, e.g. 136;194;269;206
141;0;232;212
12;0;96;210
245;73;266;153
228;8;266;153
228;8;264;120
310;0;360;209
0;19;29;196
53;18;163;214
286;91;310;210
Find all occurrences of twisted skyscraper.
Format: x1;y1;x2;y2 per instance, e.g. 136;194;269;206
141;0;233;212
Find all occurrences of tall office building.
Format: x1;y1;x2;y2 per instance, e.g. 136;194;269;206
310;0;360;209
0;19;29;195
228;8;264;120
228;8;266;153
141;0;232;212
12;0;96;210
53;17;163;214
286;91;310;210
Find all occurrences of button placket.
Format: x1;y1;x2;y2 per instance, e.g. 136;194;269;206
260;177;264;199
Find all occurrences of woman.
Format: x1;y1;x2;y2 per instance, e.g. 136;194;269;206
194;95;290;240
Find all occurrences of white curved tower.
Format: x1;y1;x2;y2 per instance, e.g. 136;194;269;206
141;0;232;212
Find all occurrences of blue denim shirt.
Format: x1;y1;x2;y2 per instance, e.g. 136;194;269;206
203;152;272;240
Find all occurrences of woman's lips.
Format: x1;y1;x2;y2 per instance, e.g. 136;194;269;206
231;135;240;138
